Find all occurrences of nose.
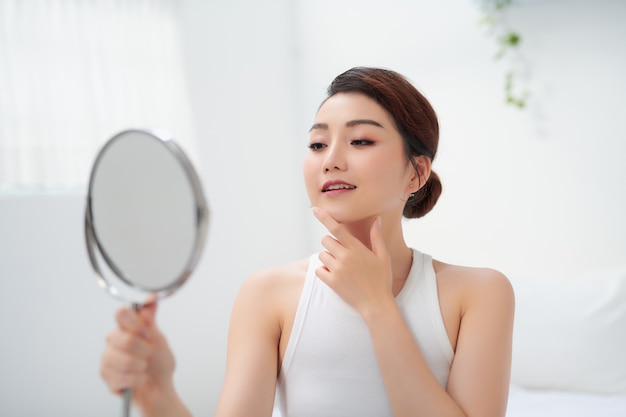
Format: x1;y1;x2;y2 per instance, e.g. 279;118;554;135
323;141;347;172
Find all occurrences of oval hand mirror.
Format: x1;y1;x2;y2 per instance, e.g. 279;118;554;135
84;129;209;416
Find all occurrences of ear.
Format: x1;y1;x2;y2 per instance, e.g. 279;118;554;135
406;155;431;193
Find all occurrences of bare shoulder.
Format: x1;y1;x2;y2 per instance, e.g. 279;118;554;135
433;260;512;288
230;258;309;362
234;258;309;322
240;258;309;296
433;260;515;314
432;259;515;354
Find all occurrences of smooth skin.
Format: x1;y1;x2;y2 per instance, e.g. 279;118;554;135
100;92;515;417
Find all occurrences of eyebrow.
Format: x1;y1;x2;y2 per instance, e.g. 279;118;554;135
309;119;385;132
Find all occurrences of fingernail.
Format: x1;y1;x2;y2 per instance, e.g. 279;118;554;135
312;206;319;216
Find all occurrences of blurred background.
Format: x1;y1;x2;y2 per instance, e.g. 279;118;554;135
0;0;624;415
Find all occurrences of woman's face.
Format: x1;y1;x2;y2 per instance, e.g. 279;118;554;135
303;92;415;224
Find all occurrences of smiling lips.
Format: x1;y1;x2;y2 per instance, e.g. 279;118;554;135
322;180;356;194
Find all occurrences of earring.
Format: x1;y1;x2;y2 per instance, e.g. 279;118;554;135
408;183;415;199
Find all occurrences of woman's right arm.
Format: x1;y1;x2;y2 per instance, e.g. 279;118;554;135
214;270;283;417
100;301;193;417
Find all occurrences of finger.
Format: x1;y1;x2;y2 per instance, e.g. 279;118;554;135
369;216;388;259
312;207;357;246
320;234;344;255
100;346;150;394
318;250;337;272
100;362;147;394
139;297;159;328
315;265;332;286
106;329;153;358
102;343;150;373
115;308;152;340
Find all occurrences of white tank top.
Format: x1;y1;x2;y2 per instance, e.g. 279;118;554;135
276;248;454;417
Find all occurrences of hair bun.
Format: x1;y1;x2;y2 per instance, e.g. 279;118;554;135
403;171;442;219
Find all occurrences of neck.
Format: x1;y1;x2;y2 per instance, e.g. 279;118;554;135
342;216;413;284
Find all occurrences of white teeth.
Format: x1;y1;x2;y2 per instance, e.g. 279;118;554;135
325;184;355;191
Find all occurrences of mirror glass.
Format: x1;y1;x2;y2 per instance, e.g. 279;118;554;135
85;129;208;304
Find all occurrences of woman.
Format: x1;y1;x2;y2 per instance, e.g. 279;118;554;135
100;67;515;417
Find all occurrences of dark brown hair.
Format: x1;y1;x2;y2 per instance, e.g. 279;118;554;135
326;67;442;218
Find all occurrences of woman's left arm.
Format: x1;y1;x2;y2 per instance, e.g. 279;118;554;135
364;268;514;417
444;268;515;417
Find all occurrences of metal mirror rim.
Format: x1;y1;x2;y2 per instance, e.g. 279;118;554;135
84;128;209;303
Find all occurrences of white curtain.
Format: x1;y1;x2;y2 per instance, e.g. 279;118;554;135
0;0;197;189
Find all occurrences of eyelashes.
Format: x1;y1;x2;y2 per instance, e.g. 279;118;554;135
350;139;374;146
307;139;374;151
308;143;326;151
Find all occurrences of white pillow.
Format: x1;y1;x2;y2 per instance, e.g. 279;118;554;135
510;267;626;395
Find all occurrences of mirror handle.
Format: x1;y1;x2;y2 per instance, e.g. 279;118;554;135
121;303;142;417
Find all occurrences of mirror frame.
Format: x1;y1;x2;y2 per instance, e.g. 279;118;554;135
84;129;209;303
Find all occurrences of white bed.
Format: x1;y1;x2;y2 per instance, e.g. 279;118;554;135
507;384;626;417
506;266;626;416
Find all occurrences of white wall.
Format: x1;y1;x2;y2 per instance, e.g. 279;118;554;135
1;0;625;416
0;193;120;415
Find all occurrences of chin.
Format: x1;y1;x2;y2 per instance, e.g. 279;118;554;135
319;205;373;225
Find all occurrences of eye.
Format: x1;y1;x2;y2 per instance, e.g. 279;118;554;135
308;142;326;151
351;139;374;146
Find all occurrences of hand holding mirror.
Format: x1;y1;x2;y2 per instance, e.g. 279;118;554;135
84;129;209;416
